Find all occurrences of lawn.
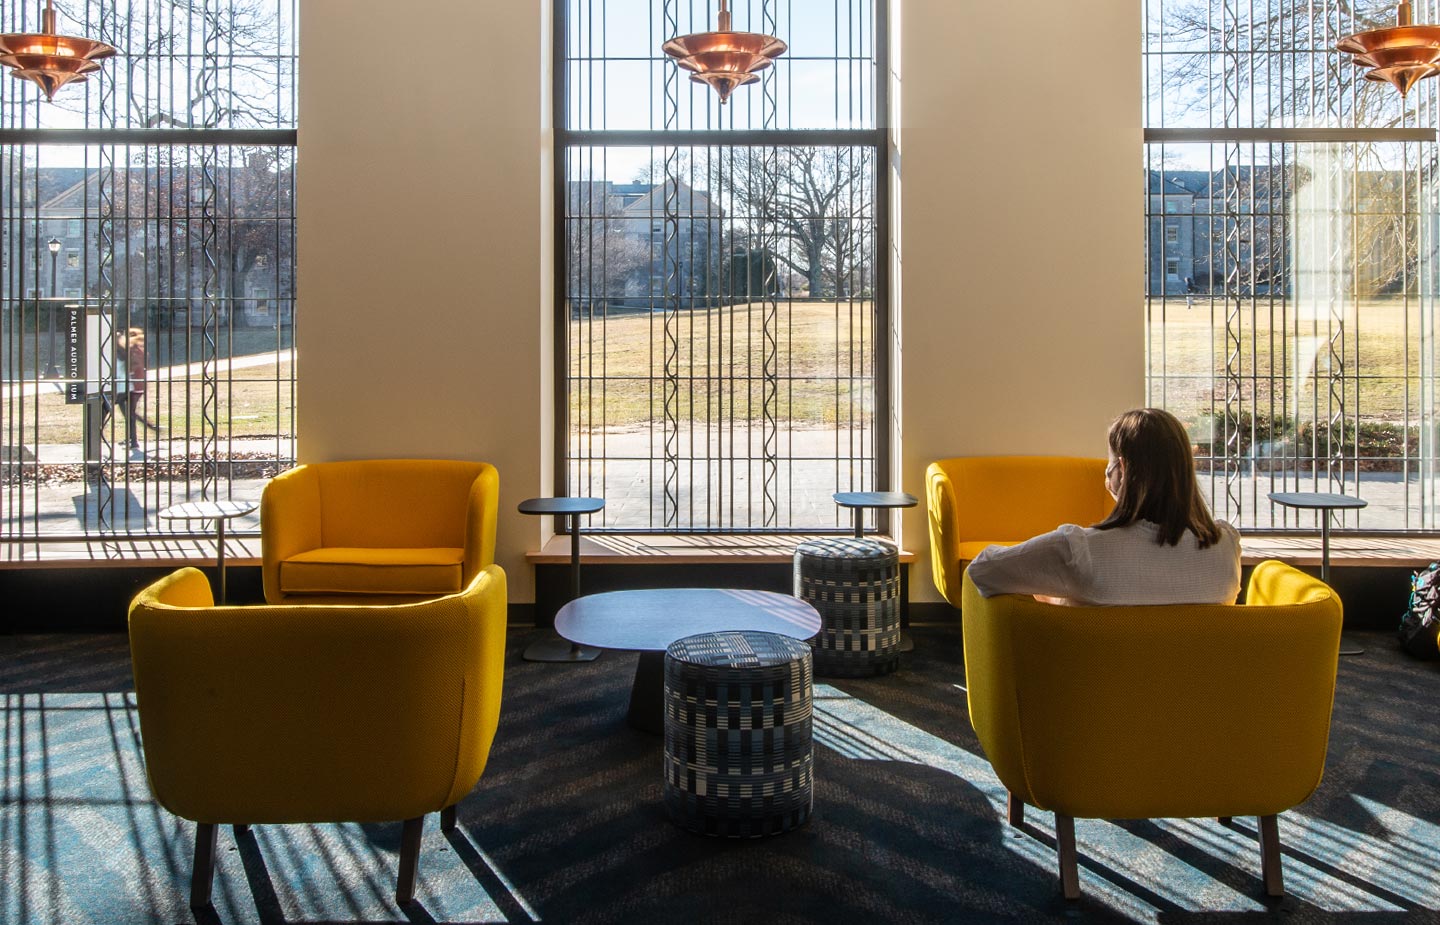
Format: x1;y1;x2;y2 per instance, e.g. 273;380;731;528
6;357;294;446
1145;296;1426;425
572;295;1428;432
569;299;875;429
7;296;1424;450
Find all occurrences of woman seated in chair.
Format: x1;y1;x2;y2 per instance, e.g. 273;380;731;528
967;407;1241;606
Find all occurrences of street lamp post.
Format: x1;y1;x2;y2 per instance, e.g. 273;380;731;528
44;236;61;378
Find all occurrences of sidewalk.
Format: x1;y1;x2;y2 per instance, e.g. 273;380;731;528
0;349;289;401
1;421;1436;557
0;473;269;559
23;436;288;464
2;437;282;553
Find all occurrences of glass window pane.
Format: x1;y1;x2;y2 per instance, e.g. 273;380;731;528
564;144;876;531
1145;137;1438;529
561;0;885;532
0;0;297;543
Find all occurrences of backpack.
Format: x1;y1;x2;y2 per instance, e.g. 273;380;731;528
1400;563;1440;659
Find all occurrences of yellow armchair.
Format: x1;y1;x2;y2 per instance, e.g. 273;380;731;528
961;560;1342;899
261;458;499;603
926;456;1114;608
128;564;508;908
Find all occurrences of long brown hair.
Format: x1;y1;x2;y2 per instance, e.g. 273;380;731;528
1094;408;1221;547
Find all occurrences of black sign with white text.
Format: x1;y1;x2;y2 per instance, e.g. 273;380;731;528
65;306;84;403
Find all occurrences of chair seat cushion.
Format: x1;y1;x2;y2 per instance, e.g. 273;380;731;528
280;547;465;596
958;540;1019;563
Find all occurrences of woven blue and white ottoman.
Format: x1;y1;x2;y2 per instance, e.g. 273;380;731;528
663;630;814;838
793;536;903;677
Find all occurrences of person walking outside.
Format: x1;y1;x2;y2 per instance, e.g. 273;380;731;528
111;327;160;453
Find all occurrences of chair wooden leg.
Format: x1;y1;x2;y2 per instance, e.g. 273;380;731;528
1218;816;1232;826
441;804;458;832
233;824;250;837
1006;792;1024;828
395;816;424;906
1258;814;1284;897
1055;813;1081;900
190;822;218;909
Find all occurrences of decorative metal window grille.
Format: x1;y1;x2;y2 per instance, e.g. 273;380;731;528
0;0;297;549
558;0;887;533
1145;0;1440;531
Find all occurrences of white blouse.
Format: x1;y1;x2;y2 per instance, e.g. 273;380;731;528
966;520;1242;606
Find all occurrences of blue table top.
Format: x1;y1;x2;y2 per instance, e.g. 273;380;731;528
556;588;821;653
518;497;605;515
1268;492;1368;511
833;491;918;509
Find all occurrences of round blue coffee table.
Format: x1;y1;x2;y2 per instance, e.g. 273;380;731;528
556;588;821;733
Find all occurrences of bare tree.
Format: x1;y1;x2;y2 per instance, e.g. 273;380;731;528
1153;2;1429;298
79;145;291;332
716;147;873;299
122;0;285;130
1154;0;1410;129
2;0;287;130
565;179;651;313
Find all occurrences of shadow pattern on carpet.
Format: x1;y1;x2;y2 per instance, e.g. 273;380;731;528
1;626;1438;923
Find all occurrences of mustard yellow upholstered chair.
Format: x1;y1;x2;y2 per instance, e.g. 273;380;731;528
128;564;508;908
960;560;1342;900
261;458;498;603
926;456;1114;608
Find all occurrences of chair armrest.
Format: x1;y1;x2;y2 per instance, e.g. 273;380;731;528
446;564;508;806
926;462;963;608
462;464;500;582
1247;559;1341;611
261;465;322;603
960;571;1032;802
130;565;215;610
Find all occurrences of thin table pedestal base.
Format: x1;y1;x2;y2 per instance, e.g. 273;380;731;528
523;633;601;663
628;651;665;734
1322;518;1365;656
517;497;607;665
1269;491;1367;657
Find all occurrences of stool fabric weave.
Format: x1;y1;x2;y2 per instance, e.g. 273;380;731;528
663;630;814;838
794;537;902;677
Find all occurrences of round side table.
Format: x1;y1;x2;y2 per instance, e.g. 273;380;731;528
158;499;258;604
1268;491;1368;656
519;496;604;663
833;491;918;539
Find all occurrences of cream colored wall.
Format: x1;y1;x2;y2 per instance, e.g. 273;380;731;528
297;0;550;600
298;0;1141;605
895;0;1144;602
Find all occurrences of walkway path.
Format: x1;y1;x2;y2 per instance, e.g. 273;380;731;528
1;349;289;400
1;419;1434;548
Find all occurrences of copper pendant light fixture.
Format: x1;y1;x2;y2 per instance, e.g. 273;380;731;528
0;0;116;101
662;0;786;105
1338;1;1440;96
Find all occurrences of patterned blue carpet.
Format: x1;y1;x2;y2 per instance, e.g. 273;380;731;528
2;626;1438;923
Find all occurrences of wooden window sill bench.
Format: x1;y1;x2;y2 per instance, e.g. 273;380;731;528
525;533;918;566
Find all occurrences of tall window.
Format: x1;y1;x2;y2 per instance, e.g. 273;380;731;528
1146;0;1440;530
0;0;297;545
558;0;887;532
